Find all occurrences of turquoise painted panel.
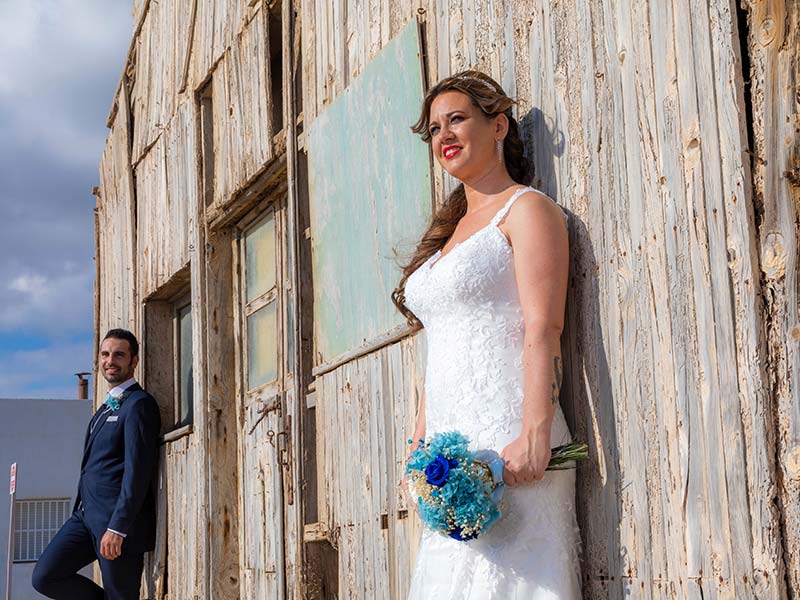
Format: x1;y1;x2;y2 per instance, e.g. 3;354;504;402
245;213;276;302
247;302;278;389
307;21;431;364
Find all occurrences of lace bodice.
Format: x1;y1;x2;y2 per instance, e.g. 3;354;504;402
404;186;570;451
404;186;581;599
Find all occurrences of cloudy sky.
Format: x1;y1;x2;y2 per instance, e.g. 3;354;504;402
0;1;132;398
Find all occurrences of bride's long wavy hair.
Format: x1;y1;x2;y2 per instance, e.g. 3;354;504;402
391;70;532;330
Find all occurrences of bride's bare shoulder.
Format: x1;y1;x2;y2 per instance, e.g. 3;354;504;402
501;188;568;242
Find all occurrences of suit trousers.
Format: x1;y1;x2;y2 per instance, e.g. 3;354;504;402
32;508;144;600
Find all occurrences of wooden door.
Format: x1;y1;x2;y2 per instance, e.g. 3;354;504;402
235;202;287;598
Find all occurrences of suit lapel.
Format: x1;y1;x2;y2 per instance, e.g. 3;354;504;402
81;384;142;464
82;407;112;461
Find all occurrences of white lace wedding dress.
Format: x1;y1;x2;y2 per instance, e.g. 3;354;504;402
403;186;581;599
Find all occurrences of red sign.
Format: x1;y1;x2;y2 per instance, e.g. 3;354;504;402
9;463;16;495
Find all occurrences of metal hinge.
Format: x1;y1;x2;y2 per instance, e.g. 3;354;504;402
277;414;294;506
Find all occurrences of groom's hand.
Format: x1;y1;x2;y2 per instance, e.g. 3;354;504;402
100;530;123;560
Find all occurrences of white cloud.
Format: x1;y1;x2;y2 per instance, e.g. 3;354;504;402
0;262;93;335
0;0;133;167
0;339;94;399
9;273;47;294
0;0;130;395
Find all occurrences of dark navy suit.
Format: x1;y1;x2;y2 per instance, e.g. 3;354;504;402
33;383;160;600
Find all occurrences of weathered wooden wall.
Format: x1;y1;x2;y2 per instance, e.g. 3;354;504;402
96;1;282;598
135;100;196;298
129;3;211;589
744;0;800;592
96;81;137;372
210;8;277;207
93;0;797;598
315;335;425;599
301;1;793;598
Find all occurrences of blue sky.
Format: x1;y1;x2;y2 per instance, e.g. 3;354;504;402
0;1;132;398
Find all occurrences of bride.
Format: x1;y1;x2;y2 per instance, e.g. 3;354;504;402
393;70;581;598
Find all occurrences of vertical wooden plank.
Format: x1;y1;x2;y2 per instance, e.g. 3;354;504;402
591;2;651;595
434;0;450;79
190;0;214;85
318;0;331;108
331;0;346;95
643;1;693;596
447;0;465;72
135;101;196;298
366;0;380;64
346;0;362;82
746;0;800;592
301;0;317;121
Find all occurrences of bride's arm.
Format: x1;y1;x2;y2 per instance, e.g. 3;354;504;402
499;191;569;486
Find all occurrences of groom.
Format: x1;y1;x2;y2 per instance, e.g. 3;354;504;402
32;329;160;600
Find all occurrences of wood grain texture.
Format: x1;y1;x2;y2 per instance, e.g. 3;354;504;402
315;336;424;599
129;0;187;163
135;100;197;299
744;0;800;592
165;434;207;599
203;226;242;599
96;79;137;410
210;6;274;209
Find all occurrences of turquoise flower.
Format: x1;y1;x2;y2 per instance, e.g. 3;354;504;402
406;431;504;541
106;395;121;411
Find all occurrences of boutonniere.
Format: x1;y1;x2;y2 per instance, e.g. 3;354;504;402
107;393;123;411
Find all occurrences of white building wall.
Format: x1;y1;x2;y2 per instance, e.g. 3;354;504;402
0;398;90;600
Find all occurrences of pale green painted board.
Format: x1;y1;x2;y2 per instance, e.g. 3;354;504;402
307;21;431;364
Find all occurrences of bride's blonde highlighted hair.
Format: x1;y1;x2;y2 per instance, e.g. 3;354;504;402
391;70;531;330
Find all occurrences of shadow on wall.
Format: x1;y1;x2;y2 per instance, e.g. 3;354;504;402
520;105;623;597
519;107;565;198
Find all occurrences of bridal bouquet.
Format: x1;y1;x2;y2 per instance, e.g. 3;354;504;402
406;431;589;541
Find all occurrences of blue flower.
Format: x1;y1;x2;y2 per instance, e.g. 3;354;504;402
449;527;478;541
106;396;121;411
425;454;454;486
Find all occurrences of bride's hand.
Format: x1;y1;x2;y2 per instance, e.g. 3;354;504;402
500;428;551;486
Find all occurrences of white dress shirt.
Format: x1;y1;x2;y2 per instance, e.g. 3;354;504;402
108;377;137;398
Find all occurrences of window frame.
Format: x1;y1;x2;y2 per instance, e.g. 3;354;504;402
173;293;194;430
238;202;283;398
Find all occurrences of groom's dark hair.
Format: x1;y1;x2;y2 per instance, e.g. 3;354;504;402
103;329;140;357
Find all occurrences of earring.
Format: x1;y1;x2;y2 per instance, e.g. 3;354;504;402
497;139;503;163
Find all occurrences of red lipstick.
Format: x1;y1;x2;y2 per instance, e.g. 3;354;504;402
442;145;462;160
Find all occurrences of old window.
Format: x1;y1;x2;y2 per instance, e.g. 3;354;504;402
175;298;194;427
13;498;71;562
143;268;194;439
267;0;284;135
242;208;279;390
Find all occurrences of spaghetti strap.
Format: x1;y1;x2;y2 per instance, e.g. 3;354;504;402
491;186;569;227
490;187;535;226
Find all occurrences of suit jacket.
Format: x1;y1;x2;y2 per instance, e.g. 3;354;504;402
74;383;161;554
